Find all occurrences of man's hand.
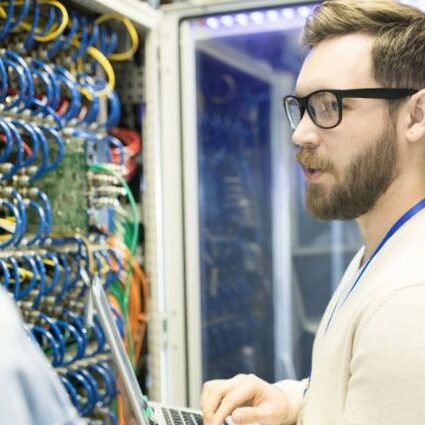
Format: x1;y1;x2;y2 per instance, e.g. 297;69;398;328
201;374;290;425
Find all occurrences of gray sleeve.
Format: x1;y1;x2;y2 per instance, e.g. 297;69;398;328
343;284;425;425
0;288;85;425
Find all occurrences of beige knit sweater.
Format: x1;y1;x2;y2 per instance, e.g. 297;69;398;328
275;209;425;425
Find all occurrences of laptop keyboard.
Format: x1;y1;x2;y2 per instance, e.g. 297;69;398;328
161;407;228;425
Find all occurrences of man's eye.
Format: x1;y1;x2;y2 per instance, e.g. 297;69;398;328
320;102;337;113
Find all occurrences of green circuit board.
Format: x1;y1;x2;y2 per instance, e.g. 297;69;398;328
36;135;88;235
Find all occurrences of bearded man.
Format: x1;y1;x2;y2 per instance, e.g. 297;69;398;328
200;1;425;424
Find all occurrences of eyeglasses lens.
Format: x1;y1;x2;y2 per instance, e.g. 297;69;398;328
309;91;339;128
285;96;302;130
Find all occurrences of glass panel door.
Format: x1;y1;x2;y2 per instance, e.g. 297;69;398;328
180;2;362;388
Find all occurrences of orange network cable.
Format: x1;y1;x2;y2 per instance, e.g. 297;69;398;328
107;235;149;363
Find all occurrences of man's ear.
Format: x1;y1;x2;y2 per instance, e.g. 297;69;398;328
406;89;425;143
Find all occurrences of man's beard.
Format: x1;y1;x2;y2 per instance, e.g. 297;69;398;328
297;125;399;220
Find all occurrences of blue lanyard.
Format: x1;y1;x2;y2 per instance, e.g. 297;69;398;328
324;197;425;333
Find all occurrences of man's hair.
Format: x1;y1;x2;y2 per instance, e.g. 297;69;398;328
303;0;425;90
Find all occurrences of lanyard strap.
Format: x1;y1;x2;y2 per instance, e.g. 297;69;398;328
324;197;425;333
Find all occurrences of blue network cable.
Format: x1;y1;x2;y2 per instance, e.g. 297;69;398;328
0;58;8;102
48;13;79;59
89;362;117;405
3;58;28;110
99;26;118;56
28;124;50;181
86;363;109;405
6;257;20;299
5;51;34;110
77;86;100;126
24;0;40;51
60;375;79;408
10;121;39;180
86;21;100;52
17;254;38;299
1;121;24;181
31;102;64;129
39;4;57;38
10;189;27;244
8;0;30;32
104;89;121;129
56;320;86;365
38;313;66;363
30;67;53;108
32;254;46;307
53;66;81;122
39;126;65;174
54;254;72;303
28;189;52;239
72;16;89;61
0;0;14;41
86;316;106;356
62;311;90;350
66;369;96;415
42;252;61;295
0;120;14;164
25;199;47;247
110;304;125;339
0;259;10;290
79;367;102;411
32;59;60;109
31;325;63;367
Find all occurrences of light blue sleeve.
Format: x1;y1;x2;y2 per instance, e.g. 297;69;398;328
0;287;85;425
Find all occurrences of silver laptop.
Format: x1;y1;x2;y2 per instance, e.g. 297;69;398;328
91;276;229;425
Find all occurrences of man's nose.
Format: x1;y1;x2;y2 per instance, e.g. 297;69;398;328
291;113;321;149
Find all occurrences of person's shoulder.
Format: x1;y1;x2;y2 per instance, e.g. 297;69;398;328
356;283;425;344
365;214;425;290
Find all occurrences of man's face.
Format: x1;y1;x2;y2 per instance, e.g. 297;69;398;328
292;34;401;220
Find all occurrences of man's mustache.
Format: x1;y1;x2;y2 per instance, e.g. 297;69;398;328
296;148;334;172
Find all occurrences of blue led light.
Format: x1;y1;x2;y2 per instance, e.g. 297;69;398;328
281;8;296;20
220;15;235;28
202;5;317;32
206;17;220;29
235;13;249;26
297;6;311;18
266;10;279;22
250;11;265;25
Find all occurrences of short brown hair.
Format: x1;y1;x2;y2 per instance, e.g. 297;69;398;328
303;0;425;90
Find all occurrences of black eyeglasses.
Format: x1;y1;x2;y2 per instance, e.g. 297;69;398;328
283;88;418;130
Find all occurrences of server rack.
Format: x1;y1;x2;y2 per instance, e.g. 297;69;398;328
0;0;160;422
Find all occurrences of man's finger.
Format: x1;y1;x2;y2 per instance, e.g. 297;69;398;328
208;386;256;425
201;380;233;423
201;380;223;410
231;405;272;425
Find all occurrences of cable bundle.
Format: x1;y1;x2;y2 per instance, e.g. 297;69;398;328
109;127;142;181
0;1;148;423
